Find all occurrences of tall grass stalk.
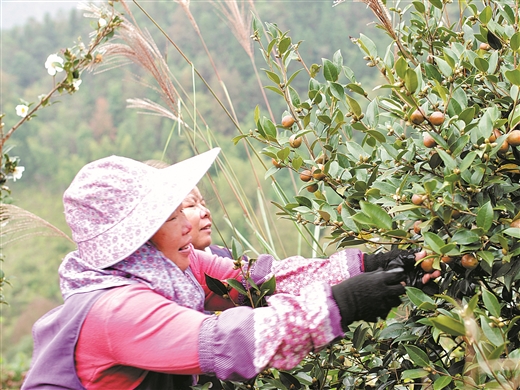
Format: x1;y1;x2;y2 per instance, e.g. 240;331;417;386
101;0;319;256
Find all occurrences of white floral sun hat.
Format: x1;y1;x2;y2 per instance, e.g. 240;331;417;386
63;148;220;269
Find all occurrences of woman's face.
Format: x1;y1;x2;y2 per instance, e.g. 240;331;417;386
150;206;193;271
181;187;212;250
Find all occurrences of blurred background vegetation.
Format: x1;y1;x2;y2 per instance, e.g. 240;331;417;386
1;0;389;384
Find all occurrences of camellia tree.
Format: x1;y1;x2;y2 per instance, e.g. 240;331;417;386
223;0;520;388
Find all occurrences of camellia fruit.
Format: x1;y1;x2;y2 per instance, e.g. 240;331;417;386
281;115;295;128
461;254;478;270
479;42;491;51
272;158;282;168
429;111;445;126
499;140;510;154
289;134;302;148
510;219;520;228
299;169;312;182
441;256;453;264
411;194;425;205
413;220;422;234
507;129;520;147
306;183;319;193
420;258;434;273
410;109;425;125
489;128;502;143
423;133;437;148
312;164;326;180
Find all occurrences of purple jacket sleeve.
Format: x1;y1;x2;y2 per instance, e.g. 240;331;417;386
198;282;343;381
248;248;364;295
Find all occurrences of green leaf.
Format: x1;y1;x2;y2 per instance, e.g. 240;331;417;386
288;86;300;106
482;288;501;318
357;33;378;57
479;6;492;24
406;287;436;311
436;149;456;171
458;151;476;173
480;315;504;347
231;237;244;260
423;232;445;253
364;100;380;130
404;345;430;367
345;95;362;117
278;37;291;55
458;106;476;125
292;156;303;170
394;56;408;80
287;69;304;86
429;0;442;9
352;324;368;350
329;82;345;101
474;57;489;73
351;213;373;226
402;369;430;380
429;315;466;337
260;276;276;295
503;227;520;238
435;57;453;77
205;273;229;296
346;83;366;96
451;229;480;245
226;278;248;295
433;375;452;390
359;200;392;230
279;371;302;390
476;201;494;232
404;68;418;93
232;134;248;145
263;69;280;84
505;69;520;86
323;59;338;82
412;1;425;12
262;118;277;140
511;32;520;51
264;85;284;97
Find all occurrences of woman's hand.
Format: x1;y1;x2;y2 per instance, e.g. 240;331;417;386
364;249;442;292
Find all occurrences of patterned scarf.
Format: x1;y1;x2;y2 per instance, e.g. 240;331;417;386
59;242;205;312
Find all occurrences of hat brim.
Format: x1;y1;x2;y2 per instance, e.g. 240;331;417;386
77;148;220;269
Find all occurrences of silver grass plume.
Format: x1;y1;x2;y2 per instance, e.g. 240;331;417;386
355;0;395;39
212;0;253;58
81;1;179;117
0;204;74;245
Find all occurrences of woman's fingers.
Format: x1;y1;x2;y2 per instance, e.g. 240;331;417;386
422;269;441;284
414;250;427;261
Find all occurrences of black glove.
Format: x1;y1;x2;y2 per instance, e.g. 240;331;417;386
331;268;406;331
363;248;419;273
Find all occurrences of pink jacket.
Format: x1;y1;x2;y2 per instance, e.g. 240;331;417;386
75;248;364;388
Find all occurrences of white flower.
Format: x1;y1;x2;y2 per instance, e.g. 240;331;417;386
72;79;82;91
45;54;64;76
12;166;25;181
98;18;107;28
15;104;29;117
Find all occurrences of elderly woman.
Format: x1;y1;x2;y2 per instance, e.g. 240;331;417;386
144;159;232;259
22;148;435;389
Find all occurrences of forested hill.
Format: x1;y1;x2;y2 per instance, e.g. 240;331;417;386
1;0;388;381
4;1;387;187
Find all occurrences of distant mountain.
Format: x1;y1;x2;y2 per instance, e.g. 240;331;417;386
1;1;80;29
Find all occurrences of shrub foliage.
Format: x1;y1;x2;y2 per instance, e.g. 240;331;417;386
228;1;520;388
